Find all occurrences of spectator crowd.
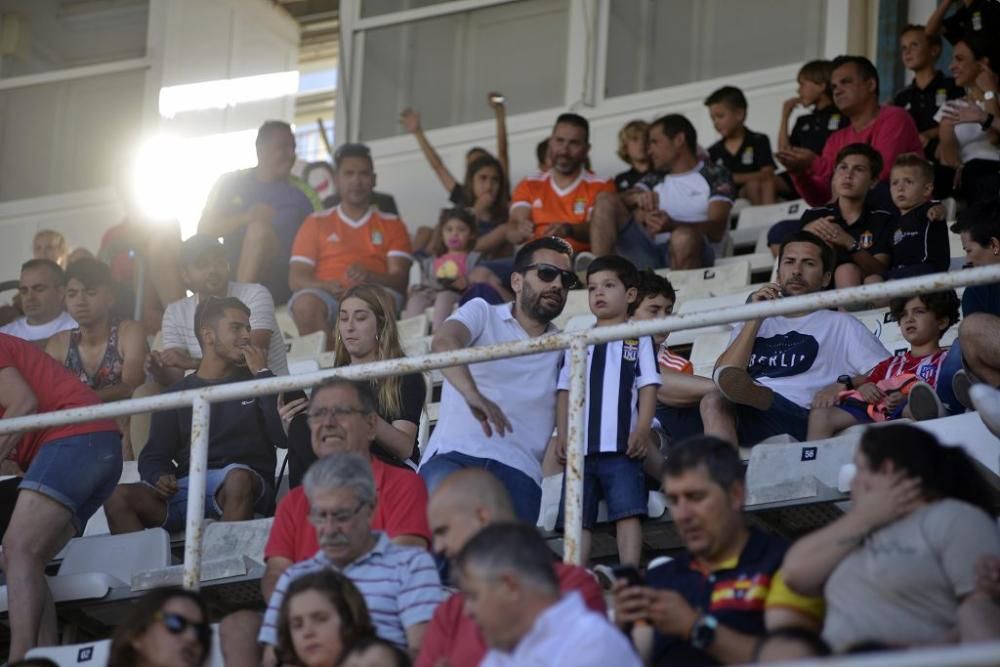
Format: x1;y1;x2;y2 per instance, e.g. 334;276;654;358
0;8;999;667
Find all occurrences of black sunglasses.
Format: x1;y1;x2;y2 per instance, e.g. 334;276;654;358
155;611;212;646
522;263;580;289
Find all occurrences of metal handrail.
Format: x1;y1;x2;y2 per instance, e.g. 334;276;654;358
2;264;999;587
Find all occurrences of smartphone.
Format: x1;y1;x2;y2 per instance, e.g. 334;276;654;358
283;389;308;404
611;564;643;588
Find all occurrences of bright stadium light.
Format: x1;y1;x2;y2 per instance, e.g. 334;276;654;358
158;71;300;118
129;130;259;239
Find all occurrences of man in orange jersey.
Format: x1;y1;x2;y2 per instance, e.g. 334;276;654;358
288;144;413;337
508;113;615;257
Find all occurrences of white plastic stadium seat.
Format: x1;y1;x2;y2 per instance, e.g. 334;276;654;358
660;260;751;301
688;331;731;378
396;313;429;341
732;199;807;248
564;313;596;332
0;529;171;613
286;330;326;363
275;305;298;340
26;639;111;666
744;434;860;507
553;289;591;330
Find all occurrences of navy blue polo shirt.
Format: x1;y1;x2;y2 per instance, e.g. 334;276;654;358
648;528;791;667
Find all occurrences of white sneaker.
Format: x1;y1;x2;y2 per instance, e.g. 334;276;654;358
970;383;1000;438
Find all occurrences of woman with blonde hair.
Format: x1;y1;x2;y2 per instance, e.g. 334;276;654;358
282;284;427;483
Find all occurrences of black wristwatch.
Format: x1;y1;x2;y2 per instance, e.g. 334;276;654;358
981;113;995;132
690;613;718;650
837;374;854;390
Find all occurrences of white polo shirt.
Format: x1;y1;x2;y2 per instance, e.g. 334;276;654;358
160;281;289;375
420;298;563;484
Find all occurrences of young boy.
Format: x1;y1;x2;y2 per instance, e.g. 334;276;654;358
613;120;661;192
887;153;950;279
629;270;715;444
806;289;960;438
705;86;779;205
798;143;894;289
555;256;659;566
778;60;849;157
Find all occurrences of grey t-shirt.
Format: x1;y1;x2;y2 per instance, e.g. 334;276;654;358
823;498;1000;650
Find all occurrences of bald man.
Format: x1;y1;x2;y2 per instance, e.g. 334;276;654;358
415;469;605;667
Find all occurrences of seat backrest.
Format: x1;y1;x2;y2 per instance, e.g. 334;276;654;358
25;639;110;666
745;434;859;506
286;330;326;362
666;261;751;298
689;331;731;375
565;313;596;332
202;518;274;564
275;305;298;340
553;290;591;330
397;313;429;341
58;528;171;580
737;199;807;231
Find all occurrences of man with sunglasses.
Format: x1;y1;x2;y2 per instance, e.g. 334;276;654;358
419;237;575;524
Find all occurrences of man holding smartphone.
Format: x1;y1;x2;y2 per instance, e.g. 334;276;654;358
612;436;823;666
699;231;888;444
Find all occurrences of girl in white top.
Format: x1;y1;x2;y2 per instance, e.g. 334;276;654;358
936;33;1000;205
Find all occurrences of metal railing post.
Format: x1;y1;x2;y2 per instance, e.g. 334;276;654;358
182;396;211;590
563;337;588;565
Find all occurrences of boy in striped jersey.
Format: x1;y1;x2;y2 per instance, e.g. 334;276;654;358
554;256;660;566
806;290;960;438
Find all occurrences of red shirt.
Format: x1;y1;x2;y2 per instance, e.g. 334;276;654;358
415;563;606;667
866;349;948;388
264;456;431;563
0;334;118;468
791;105;922;206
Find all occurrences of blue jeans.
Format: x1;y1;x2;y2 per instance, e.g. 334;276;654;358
21;431;123;534
420;451;541;524
732;392;810;444
617;219;715;270
936;340;965;415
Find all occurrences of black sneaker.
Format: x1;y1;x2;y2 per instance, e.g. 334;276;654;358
908;382;945;421
714;365;774;411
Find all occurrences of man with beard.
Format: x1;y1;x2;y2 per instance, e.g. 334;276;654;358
419;237;576;524
289;143;412;338
507;113;615;255
700;231;888;444
103;297;286;533
199;120;320;304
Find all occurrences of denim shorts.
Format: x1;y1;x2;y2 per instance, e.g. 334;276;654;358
557;453;647;530
21;431;123;534
159;464;271;532
733;392;810;444
618;219;715;269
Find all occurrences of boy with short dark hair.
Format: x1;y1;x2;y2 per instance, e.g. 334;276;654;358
887;153;950;279
555;256;659;566
705;86;779;205
779;60;849;156
799;143;894;288
807;290;961;438
629;270;715;444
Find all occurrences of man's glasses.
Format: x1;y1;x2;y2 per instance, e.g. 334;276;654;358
306;406;368;424
155;611;211;645
309;500;369;527
522;263;579;290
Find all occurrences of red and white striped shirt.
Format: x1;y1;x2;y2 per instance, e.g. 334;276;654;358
658;344;694;375
866;349;948;388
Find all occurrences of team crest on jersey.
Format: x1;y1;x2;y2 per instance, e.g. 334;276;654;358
623;338;639;362
918;363;936;382
860;231;874;249
936;88;948;107
371;230;383;245
972;10;982;30
573;198;587;216
741;146;754;165
533;198;543;208
828;114;841;130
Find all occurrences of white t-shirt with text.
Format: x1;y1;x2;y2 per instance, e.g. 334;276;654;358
729;309;888;408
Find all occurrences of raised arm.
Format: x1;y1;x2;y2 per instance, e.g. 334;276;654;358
925;0;954;37
488;92;510;186
714;283;781;371
400;109;458;195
